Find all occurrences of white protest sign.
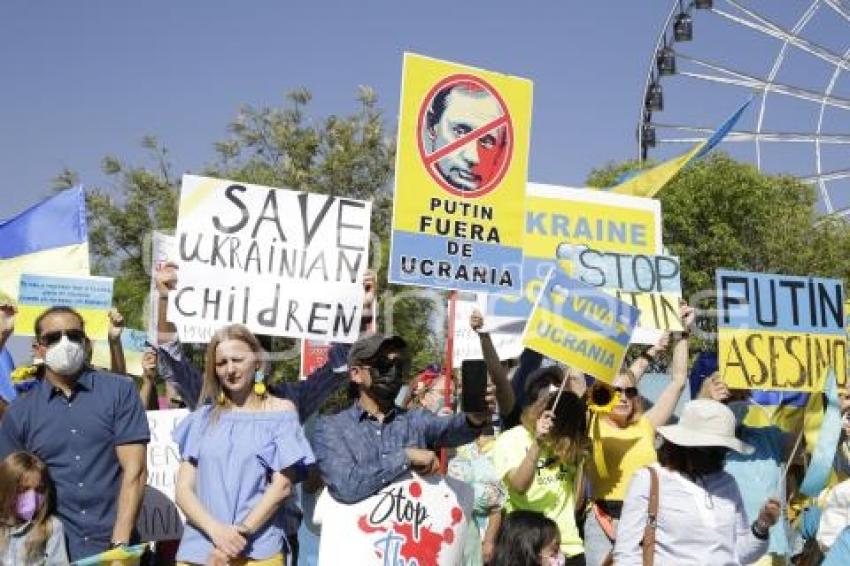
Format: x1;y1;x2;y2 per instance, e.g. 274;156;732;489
136;409;189;542
452;293;524;366
314;475;472;566
168;175;371;343
147;232;176;344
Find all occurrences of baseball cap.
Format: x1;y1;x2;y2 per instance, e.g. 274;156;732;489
348;334;407;367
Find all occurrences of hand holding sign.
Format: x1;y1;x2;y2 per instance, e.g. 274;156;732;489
108;308;125;341
405;448;440;476
154;261;178;298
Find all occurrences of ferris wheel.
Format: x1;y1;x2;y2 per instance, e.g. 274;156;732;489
638;0;850;216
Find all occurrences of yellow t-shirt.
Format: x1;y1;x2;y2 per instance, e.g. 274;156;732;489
489;425;583;557
588;415;657;502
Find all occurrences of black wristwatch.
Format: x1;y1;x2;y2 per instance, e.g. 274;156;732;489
751;520;769;540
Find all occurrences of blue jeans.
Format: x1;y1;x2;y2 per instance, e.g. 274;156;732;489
583;507;616;566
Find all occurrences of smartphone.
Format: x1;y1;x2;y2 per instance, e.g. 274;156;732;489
461;360;488;413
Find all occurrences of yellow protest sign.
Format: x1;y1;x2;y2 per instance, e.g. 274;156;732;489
15;273;113;340
389;53;532;294
489;184;664;343
717;270;847;391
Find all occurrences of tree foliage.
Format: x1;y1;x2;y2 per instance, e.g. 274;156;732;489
587;153;850;337
55;89;442;378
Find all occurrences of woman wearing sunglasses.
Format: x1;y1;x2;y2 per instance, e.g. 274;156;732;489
583;304;694;566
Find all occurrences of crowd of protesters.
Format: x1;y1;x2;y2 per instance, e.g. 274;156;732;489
1;263;850;566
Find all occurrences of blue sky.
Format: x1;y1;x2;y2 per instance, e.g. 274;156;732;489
4;2;846;218
2;2;848;360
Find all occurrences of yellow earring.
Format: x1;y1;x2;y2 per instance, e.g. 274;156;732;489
254;369;267;397
217;391;226;405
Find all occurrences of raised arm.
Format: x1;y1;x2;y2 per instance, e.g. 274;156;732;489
471;309;515;417
628;332;669;383
644;304;693;428
108;308;127;375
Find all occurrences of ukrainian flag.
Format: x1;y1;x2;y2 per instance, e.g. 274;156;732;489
609;98;752;198
0;186;90;303
72;543;149;565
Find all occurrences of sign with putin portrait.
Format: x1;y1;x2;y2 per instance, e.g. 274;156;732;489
389;53;533;294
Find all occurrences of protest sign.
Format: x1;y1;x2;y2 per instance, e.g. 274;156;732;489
489;183;662;343
168;175;370;343
389;53;532;294
557;244;683;340
313;475;472;566
452;293;524;366
147;231;176;344
301;339;332;379
91;328;148;376
717;270;846;391
136;409;189;542
522;267;639;383
15;273;113;340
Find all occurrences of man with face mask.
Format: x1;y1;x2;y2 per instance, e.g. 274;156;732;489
0;306;150;562
312;334;495;503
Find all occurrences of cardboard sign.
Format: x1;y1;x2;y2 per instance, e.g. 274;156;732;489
717;270;846;391
451;293;524;366
146;231;176;345
389;53;532;294
488;183;662;344
91;328;148;376
522;268;638;383
15;273;113;340
168;175;370;343
558;244;683;338
136;409;189;542
314;475;472;566
301;339;332;379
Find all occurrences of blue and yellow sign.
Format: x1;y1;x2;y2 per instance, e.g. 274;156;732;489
389;53;533;293
488;184;662;327
717;270;846;391
522;268;639;383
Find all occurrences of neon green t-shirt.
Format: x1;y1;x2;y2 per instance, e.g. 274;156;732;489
489;425;583;557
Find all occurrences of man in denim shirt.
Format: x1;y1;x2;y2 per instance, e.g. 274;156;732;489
312;334;493;503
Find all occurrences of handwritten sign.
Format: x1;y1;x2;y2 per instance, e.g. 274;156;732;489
146;231;176;345
522;268;639;383
168;175;370;343
488;183;662;344
452;293;524;366
15;273;113;340
314;475;472;566
558;244;682;338
717;270;846;391
388;53;532;294
136;409;189;542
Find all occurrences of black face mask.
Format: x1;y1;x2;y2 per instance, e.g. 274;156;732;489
364;358;407;412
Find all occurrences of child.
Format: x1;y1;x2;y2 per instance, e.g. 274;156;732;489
0;451;68;565
490;510;564;566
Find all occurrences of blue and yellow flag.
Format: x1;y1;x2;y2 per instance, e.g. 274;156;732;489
609;99;752;198
0;187;90;303
72;543;149;565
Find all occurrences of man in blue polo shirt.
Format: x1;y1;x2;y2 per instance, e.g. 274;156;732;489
0;306;150;562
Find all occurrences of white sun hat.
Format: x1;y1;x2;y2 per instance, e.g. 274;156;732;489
657;399;754;455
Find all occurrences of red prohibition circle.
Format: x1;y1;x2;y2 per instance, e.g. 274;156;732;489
416;73;514;199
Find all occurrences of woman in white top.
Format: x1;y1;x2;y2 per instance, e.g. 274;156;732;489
614;400;781;566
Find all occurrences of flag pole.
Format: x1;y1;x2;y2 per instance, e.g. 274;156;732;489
441;290;458;474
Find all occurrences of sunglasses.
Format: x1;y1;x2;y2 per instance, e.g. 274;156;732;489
613;386;639;399
38;329;86;347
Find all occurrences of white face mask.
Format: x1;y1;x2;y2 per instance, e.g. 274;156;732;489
45;335;86;376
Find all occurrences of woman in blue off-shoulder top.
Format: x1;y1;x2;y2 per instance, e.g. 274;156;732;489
173;324;315;566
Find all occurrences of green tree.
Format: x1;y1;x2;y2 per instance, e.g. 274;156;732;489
587;153;850;336
56;89;442;378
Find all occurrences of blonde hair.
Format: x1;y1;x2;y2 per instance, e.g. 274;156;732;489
616;370;645;426
200;324;266;423
0;452;53;562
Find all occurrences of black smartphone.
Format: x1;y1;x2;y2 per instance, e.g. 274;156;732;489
461;360;488;413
